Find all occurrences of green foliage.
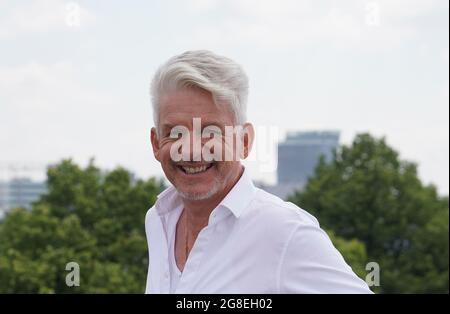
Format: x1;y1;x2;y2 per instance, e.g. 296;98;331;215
326;230;368;279
289;133;449;293
0;159;164;293
1;133;447;294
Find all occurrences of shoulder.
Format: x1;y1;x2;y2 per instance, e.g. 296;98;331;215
247;190;372;293
237;187;325;247
145;205;157;223
144;185;177;231
245;187;320;228
144;204;158;235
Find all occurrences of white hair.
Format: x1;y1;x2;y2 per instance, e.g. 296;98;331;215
150;50;249;133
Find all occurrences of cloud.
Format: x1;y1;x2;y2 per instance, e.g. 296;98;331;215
0;60;161;183
0;61;118;163
0;62;111;113
182;0;448;51
0;0;95;39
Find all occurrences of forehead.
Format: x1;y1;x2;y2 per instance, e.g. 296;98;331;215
159;87;234;127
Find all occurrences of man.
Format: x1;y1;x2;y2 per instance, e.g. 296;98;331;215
145;50;372;294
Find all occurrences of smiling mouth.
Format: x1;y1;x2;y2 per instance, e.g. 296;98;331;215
177;163;214;175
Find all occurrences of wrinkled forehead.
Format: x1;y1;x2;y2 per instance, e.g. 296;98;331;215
158;87;236;130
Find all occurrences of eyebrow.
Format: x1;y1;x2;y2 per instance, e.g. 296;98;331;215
161;123;176;131
161;121;226;130
202;122;226;129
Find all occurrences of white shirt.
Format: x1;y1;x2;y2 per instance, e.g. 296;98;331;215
144;168;372;294
168;208;182;293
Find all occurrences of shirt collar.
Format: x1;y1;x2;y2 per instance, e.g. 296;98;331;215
154;166;256;219
218;166;256;218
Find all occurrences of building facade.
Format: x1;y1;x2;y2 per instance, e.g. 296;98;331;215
278;131;340;184
259;131;340;200
0;178;47;218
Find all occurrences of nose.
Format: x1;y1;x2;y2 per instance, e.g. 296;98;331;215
176;129;206;162
190;132;203;162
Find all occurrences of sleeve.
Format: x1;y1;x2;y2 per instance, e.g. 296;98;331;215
144;208;154;294
277;223;373;294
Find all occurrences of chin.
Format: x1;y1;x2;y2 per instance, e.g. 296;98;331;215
177;182;221;201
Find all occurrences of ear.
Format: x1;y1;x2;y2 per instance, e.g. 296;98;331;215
150;127;161;162
240;123;255;159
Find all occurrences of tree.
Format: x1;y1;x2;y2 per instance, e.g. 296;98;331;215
289;133;449;293
326;230;368;279
0;159;164;293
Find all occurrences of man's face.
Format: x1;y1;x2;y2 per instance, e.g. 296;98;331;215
151;87;251;201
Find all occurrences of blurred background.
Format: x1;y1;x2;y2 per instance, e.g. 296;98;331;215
0;0;448;293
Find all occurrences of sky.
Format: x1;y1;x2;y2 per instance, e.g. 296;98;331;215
0;0;448;195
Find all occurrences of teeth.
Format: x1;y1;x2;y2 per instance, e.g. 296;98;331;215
182;165;209;174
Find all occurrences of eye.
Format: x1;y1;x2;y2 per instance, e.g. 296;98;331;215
203;125;222;137
170;126;188;139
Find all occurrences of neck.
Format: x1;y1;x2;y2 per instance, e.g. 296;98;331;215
183;166;244;232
